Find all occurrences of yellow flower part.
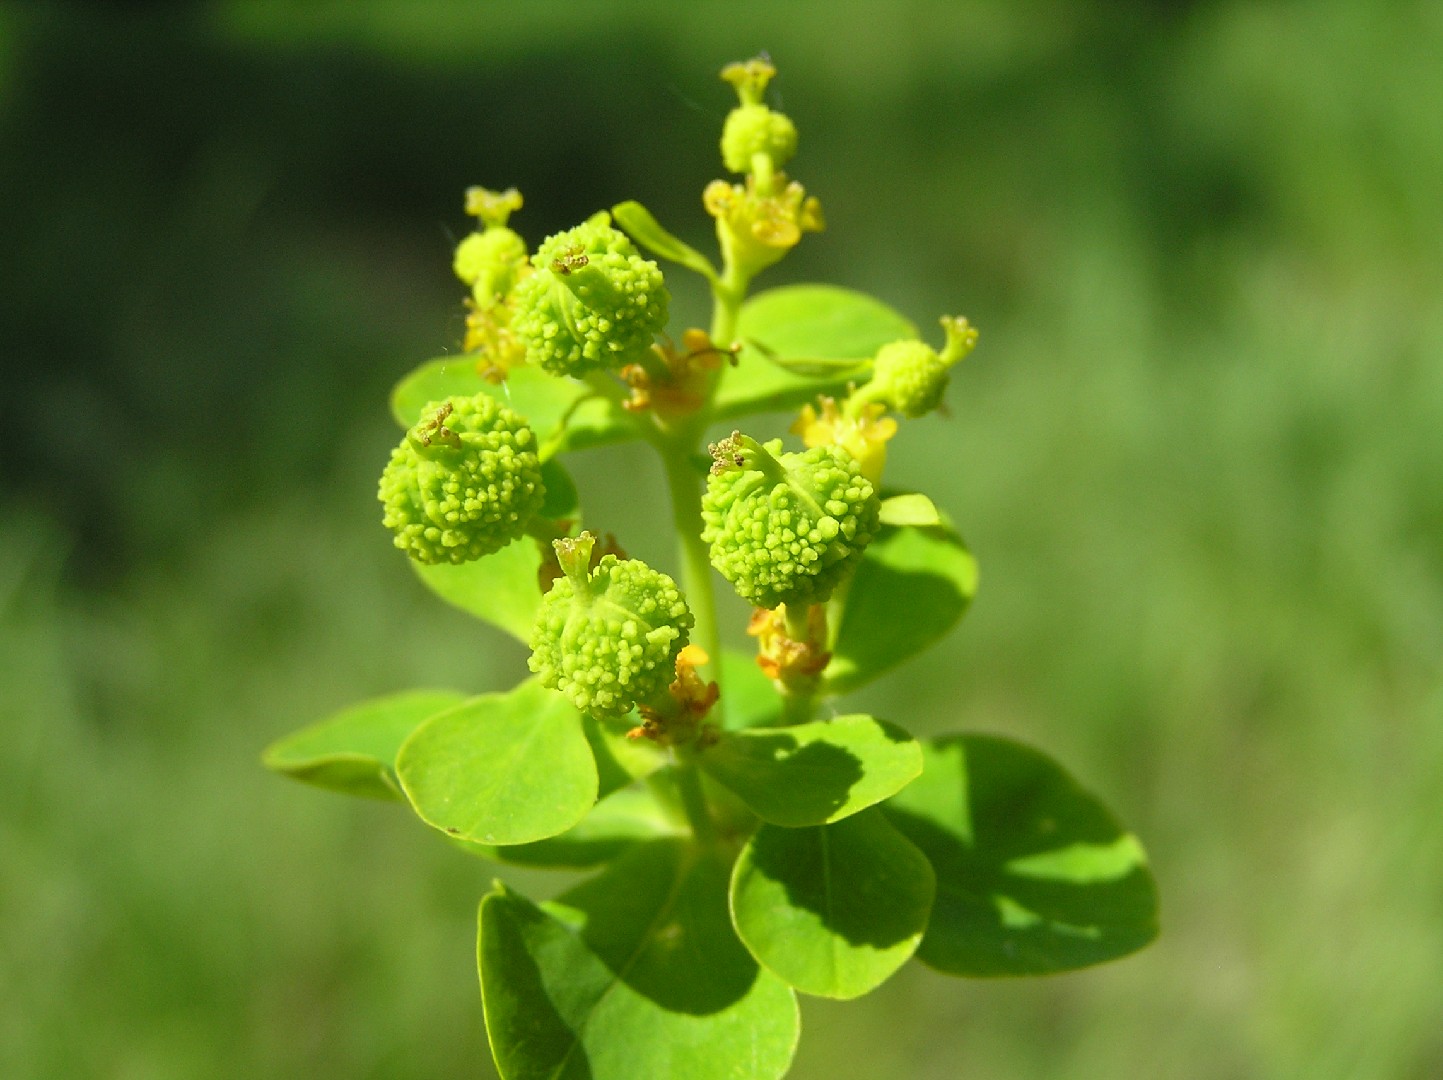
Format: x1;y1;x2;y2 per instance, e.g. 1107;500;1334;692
792;396;897;486
704;173;823;277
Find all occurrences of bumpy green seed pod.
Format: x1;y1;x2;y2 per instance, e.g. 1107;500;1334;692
862;316;979;418
378;395;545;564
529;533;693;720
510;212;668;378
718;58;797;176
701;433;880;610
453;226;529;304
721;105;798;175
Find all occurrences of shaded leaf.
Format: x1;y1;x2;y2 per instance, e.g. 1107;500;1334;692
478;840;798;1079
824;523;978;696
883;735;1159;976
698;714;922;827
461;786;680;869
730;809;934;999
612;200;718;283
583;714;666;799
397;679;596;846
262;689;466;800
715;285;915;419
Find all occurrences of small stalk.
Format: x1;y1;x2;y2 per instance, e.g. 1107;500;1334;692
673;761;718;845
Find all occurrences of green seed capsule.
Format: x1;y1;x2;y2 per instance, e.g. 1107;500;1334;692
511;212;668;378
701;434;880;609
378;395;545;565
528;534;693;720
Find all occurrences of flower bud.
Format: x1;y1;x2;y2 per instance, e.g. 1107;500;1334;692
865;316;979;418
511;212;668;378
378;395;545;564
719;58;798;176
701;433;880;609
529;533;694;720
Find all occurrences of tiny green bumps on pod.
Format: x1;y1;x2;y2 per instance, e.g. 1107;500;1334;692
378;395;545;565
719;57;797;175
701;433;881;610
863;316;979;418
511;211;668;377
528;533;694;721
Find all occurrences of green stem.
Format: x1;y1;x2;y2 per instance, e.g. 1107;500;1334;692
660;443;722;687
673;762;717;845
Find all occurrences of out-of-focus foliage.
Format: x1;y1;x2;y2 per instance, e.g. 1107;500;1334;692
2;2;1440;1078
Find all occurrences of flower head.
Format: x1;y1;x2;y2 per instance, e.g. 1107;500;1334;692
378;395;544;564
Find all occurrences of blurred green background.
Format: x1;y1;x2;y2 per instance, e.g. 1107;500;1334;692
3;1;1441;1077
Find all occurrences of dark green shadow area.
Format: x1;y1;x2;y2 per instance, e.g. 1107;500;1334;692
883;734;1159;976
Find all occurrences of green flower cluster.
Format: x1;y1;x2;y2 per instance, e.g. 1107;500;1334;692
378;395;544;564
529;533;694;720
453;226;529;305
511;212;668;378
701;433;880;610
861;316;979;418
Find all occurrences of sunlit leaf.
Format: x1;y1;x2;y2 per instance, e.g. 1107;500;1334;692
410;537;545;642
715;285;915;419
883;735;1159;976
262;689;466;800
824;523;978;696
396;679;596;846
698;714;922;827
730;809;934;999
877;492;942;528
583;714;666;799
478;840;798;1079
612;200;718;283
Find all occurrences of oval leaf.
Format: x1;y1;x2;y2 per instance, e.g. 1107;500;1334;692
479;840;799;1080
697;714;922;827
397;679;597;846
730;809;935;999
882;735;1160;976
715;285;915;419
262;688;467;800
612;200;718;282
410;537;545;642
461;786;681;869
824;522;978;696
391;358;637;457
718;649;781;729
877;492;942;528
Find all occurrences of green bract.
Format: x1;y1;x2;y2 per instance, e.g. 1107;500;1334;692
528;533;694;721
511;212;668;377
701;433;880;609
378;395;544;565
269;56;1157;1080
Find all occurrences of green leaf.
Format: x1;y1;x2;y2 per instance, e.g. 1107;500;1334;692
262;689;467;800
611;200;718;283
877;492;942;528
715;285;915;419
391;358;636;457
730;809;935;999
824;522;978;696
537;456;580;519
478;840;799;1080
883;735;1159;976
698;714;922;827
396;679;597;846
410;537;545;642
718;649;780;729
461;786;681;869
583;714;666;799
